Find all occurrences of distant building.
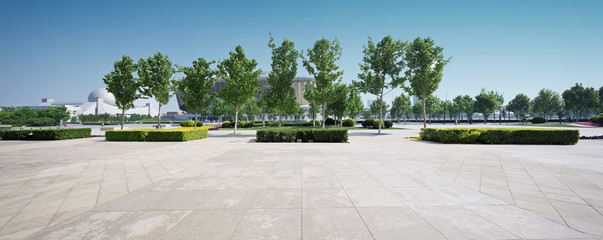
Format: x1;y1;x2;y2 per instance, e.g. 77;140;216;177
33;88;158;117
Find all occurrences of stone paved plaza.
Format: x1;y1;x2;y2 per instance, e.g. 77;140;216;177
0;124;602;239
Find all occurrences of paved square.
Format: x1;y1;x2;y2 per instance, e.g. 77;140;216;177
0;125;602;239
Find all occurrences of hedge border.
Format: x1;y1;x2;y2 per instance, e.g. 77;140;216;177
420;128;579;145
0;128;91;140
256;129;348;143
105;128;208;141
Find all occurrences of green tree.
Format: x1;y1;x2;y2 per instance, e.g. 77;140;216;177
137;52;176;128
217;45;262;134
354;36;406;134
599;86;603;111
459;95;476;123
176;58;216;129
302;38;343;129
103;55;139;129
45;106;70;125
412;102;423;121
303;81;319;126
346;88;364;121
562;83;599;121
425;95;440;124
440;100;453;124
532;88;562;120
370;99;389;119
243;97;261;121
507;94;530;121
495;92;504;124
390;93;411;124
327;83;350;126
265;34;299;127
212;98;229;122
403;37;451;128
474;88;499;124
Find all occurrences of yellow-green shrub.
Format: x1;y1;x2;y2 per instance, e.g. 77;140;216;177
420;128;578;145
106;128;208;141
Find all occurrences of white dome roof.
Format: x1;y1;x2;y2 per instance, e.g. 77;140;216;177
88;88;116;106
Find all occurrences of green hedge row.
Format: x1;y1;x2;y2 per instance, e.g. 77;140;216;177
256;129;348;143
106;128;208;141
420;128;579;145
0;128;91;140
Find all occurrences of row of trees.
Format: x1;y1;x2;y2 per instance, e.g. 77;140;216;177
76;113;151;123
104;34;450;134
0;106;70;126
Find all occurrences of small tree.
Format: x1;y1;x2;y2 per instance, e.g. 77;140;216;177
217;45;262;134
137;52;176;128
425;95;440;124
176;58;216;129
243;98;261;121
459;95;476;123
507;93;530;121
474;88;499;124
390;93;411;124
103;55;139;129
403;37;451;128
327;83;350;126
302;38;343;129
532;88;562;120
354;36;406;134
412;102;423;121
212;98;229;122
370;100;390;119
265;34;299;127
304;80;320;126
346;88;364;122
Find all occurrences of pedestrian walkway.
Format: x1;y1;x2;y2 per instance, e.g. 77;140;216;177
0;126;601;239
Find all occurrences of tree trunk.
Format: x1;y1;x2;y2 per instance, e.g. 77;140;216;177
378;90;383;134
422;93;427;128
443;112;446;125
194;107;198;130
157;103;162;129
484;114;487;124
322;103;326;129
234;106;239;135
262;107;265;128
121;109;125;130
279;110;282;128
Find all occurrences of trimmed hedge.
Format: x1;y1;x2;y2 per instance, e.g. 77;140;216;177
420;128;579;145
256;129;348;143
362;119;374;128
106;128;208;141
531;116;546;124
179;120;204;127
589;113;603;124
0;128;91;140
342;118;355;127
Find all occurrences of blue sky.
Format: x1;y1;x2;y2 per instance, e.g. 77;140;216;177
0;0;601;111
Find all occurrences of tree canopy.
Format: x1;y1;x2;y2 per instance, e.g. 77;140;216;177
507;93;530;120
176;57;216;129
474;88;499;124
137;52;176;128
532;88;562;120
390;93;411;123
103;55;139;129
265;34;299;127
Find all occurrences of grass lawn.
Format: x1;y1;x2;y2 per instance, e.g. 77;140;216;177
508;123;589;128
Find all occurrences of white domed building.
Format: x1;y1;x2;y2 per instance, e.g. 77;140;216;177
38;88;158;117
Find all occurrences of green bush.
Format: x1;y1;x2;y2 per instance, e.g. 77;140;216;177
0;128;91;140
180;120;195;127
589;113;603;124
531;116;546;124
314;120;321;126
342;118;355;127
384;120;393;128
222;121;231;128
362;119;374;128
256;129;348;143
325;118;335;125
420;128;578;145
106;128;208;141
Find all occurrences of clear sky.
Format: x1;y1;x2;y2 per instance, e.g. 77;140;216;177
0;0;601;111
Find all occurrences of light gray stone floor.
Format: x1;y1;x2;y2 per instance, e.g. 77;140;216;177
0;124;601;239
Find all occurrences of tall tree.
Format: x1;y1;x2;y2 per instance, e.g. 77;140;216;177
507;93;530;121
346;88;364;121
103;55;139;129
532;88;561;120
370;99;390;119
176;58;216;129
217;45;262;134
327;83;350;126
425;95;440;124
403;37;451;128
354;36;406;134
390;93;411;124
474;88;499;124
304;82;319;126
302;38;343;129
441;100;453;124
459;95;476;123
137;52;176;128
412;102;423;121
265;34;299;127
212;98;229;122
495;92;504;124
562;83;598;121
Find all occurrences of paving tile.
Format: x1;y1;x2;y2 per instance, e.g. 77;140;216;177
302;188;353;208
345;187;405;207
163;209;246;239
250;188;301;209
232;209;301;239
358;207;447;240
302;208;372;240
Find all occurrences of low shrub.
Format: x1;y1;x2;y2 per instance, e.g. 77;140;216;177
589;113;603;124
325;118;335;125
362;119;374;128
342;118;355;127
372;120;393;129
0;128;91;140
256;129;348;143
384;120;393;128
106;128;208;141
180;120;195;127
531;116;546;124
420;128;578;145
222;121;231;128
314;120;321;126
